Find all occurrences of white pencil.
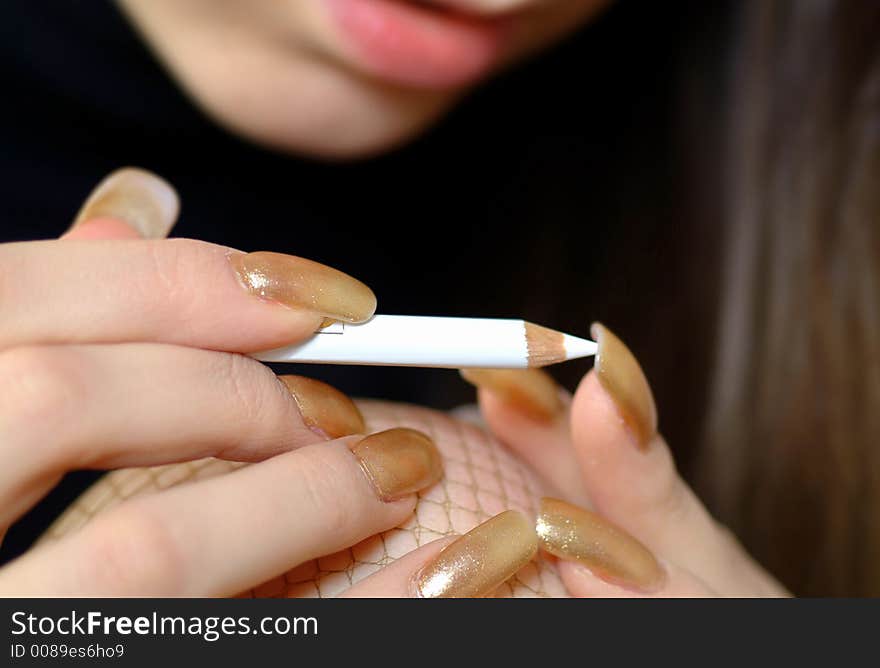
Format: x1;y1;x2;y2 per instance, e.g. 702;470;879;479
251;315;597;369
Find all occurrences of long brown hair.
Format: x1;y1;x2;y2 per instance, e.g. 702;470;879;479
697;0;880;596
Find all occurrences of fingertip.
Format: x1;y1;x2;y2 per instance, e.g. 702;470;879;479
569;370;666;513
536;497;666;594
341;537;457;598
349;428;443;503
460;367;565;424
70;167;179;240
589;323;658;449
571;370;627;449
279;375;366;439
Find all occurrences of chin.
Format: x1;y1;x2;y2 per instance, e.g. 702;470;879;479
215;102;454;162
179;56;463;160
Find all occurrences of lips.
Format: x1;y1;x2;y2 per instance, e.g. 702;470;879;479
323;0;508;89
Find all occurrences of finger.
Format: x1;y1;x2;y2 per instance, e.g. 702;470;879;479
0;238;376;352
10;166;372;351
460;369;589;506
0;343;367;526
412;510;538;598
534;496;700;597
0;429;443;595
341;537;456;597
570;323;787;596
62;219;145;240
556;560;713;598
62;168;179;240
535;497;713;597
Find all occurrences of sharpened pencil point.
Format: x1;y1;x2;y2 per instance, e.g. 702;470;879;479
525;323;595;367
562;334;598;360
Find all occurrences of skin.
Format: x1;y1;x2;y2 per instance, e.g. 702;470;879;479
114;0;608;157
470;374;789;597
20;377;788;597
0;174;786;595
0;191;418;595
0;181;785;594
1;0;614;594
0;1;784;595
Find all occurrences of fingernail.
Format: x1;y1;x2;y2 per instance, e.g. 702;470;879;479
279;375;365;439
229;251;376;323
591;323;658;449
350;428;443;501
536;497;665;592
71;168;179;239
459;368;563;422
415;510;538;598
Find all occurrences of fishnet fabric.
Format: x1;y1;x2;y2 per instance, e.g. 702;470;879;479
40;400;568;597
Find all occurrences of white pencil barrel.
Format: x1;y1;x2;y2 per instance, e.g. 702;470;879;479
252;315;530;368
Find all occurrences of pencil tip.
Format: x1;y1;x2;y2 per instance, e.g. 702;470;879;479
525;323;597;367
562;334;598;360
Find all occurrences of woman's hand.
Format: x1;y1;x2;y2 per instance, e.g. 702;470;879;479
37;399;551;599
0;168;444;595
462;325;790;596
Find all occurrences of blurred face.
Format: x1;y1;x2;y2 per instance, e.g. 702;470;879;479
116;0;607;158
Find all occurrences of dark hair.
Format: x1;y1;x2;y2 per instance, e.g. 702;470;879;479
696;0;880;596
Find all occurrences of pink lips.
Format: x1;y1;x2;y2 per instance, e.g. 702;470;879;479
324;0;507;89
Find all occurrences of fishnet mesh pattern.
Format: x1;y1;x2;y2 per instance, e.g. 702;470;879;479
40;400;568;598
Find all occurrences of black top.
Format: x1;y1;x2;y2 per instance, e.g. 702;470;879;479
0;0;723;561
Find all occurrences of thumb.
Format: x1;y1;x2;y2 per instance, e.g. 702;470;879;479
570;323;786;595
62;168;179;240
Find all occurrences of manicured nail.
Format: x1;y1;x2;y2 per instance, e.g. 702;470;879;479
459;368;563;422
71;168;179;239
350;428;443;501
416;510;538;598
591;323;657;449
279;375;365;439
229;251;376;323
536;497;665;592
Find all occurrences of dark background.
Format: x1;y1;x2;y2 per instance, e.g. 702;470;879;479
0;1;731;563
